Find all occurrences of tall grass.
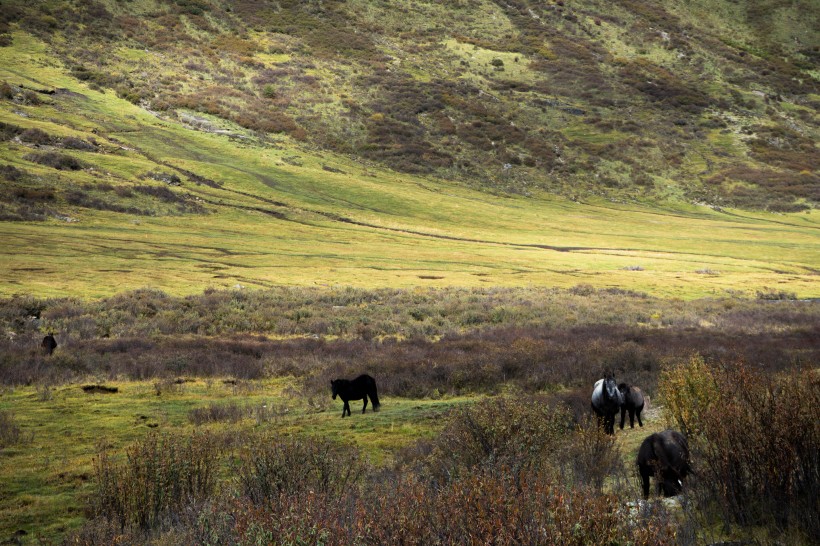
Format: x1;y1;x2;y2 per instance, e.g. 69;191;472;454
0;410;29;448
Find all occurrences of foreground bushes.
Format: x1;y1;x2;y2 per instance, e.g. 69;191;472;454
237;435;366;503
660;357;820;541
68;371;820;543
91;431;220;530
72;396;676;545
223;471;677;546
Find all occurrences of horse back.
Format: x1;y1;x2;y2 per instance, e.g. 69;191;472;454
354;373;375;385
337;374;377;401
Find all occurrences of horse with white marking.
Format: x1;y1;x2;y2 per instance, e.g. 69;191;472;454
591;372;624;435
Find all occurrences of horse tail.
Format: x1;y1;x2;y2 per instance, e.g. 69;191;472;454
369;379;381;410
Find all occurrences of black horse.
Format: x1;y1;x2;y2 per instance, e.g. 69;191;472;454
331;374;380;418
618;382;645;429
591;373;624;435
41;333;57;356
636;429;691;499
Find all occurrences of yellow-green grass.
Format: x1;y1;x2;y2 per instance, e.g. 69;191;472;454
0;379;467;541
1;32;819;300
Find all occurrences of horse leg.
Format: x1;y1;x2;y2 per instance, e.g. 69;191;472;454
639;468;651;499
636;407;643;427
629;408;636;428
362;396;368;414
620;407;627;430
342;400;350;418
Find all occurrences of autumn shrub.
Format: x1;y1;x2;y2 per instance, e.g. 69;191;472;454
0;121;22;140
236;435;366;504
61;136;97;151
0;164;23;181
354;471;677;546
408;394;574;483
0;81;13;99
91;431;220;530
221;467;677;545
64;189;145;215
660;356;820;540
756;288;797;300
560;417;624;492
0;410;29;449
18;127;53;145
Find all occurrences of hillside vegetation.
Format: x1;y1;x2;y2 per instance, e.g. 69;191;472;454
2;0;817;209
0;28;818;299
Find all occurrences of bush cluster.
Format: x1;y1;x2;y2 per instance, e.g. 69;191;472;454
23;151;85;171
70;398;676;544
660;356;820;541
1;288;817;394
91;431;220;530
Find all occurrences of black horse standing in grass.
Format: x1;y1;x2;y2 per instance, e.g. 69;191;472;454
331;374;380;418
41;333;57;356
637;429;692;499
618;382;645;429
591;373;624;435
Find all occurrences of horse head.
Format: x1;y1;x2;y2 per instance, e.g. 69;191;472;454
603;374;621;404
330;380;338;400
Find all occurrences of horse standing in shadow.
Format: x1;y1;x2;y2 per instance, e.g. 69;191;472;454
637;429;692;499
618;382;645;429
41;333;57;356
591;373;624;435
331;374;380;418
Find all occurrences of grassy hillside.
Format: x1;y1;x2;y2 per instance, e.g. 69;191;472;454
1;0;817;208
1;31;818;299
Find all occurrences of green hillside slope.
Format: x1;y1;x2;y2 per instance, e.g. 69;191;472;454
1;32;818;298
1;0;817;207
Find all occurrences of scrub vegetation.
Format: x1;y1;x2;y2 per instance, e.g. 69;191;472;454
1;289;818;544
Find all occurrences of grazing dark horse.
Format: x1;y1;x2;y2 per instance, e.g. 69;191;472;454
331;374;380;418
41;333;57;356
637;429;691;499
618;382;645;429
591;373;624;435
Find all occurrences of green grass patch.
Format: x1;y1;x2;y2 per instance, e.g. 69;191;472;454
0;379;465;541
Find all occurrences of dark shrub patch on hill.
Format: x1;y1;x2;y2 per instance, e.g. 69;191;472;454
24;152;85;171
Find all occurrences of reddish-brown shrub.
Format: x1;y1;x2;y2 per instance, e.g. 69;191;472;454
660;357;820;540
91;431;220;530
